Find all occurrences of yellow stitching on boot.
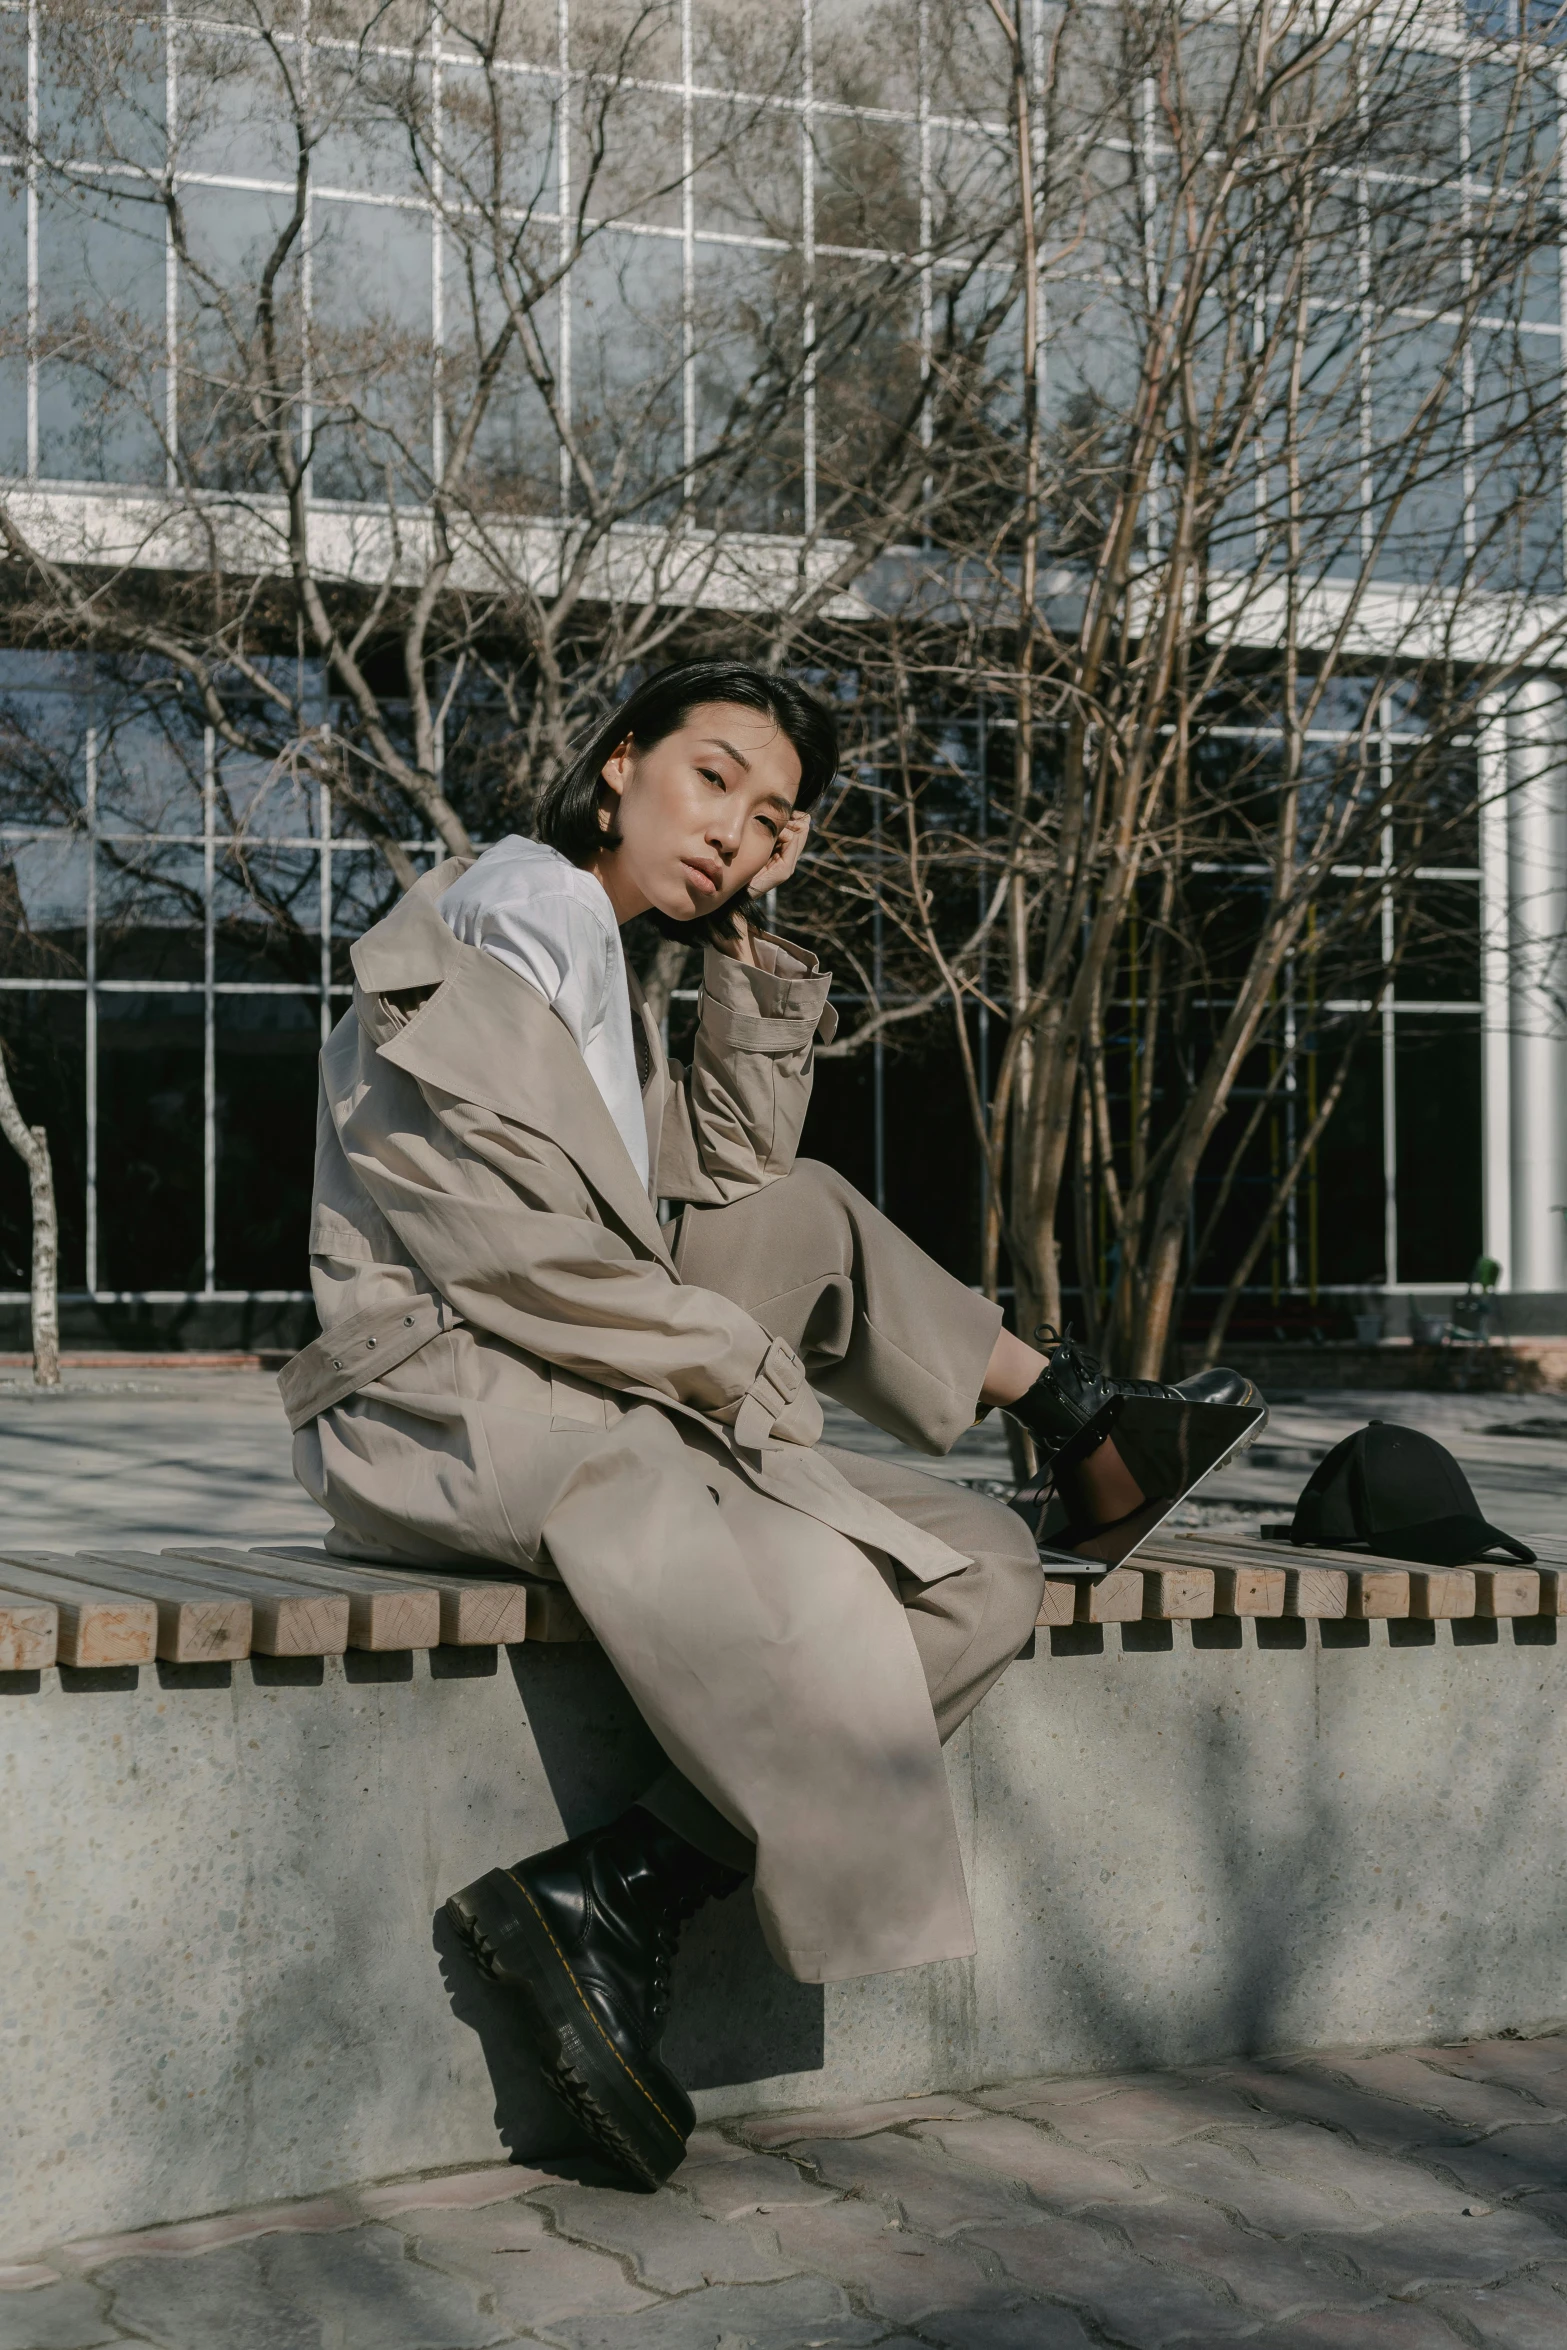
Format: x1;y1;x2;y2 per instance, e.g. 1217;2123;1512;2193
502;1869;684;2145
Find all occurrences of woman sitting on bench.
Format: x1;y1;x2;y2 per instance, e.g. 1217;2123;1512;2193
286;658;1253;2187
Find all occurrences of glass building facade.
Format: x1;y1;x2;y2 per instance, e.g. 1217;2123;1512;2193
0;0;1563;1343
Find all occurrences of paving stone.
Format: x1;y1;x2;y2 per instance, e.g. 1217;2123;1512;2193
1205;2064;1473;2153
1139;2137;1385;2236
1339;2203;1567;2294
1401;2121;1567;2204
679;2128;750;2167
1247;2309;1472;2350
358;2164;555;2217
0;2279;124;2350
765;2196;1004;2324
535;2182;800;2293
968;2213;1254;2345
791;2133;1033;2234
678;2153;840;2224
536;2274;888;2349
1428;2271;1567;2349
405;2200;657;2331
1228;2121;1476;2220
69;2196;358;2267
1321;2051;1567;2132
1107;2196;1380;2319
99;2225;503;2350
910;2116;1147;2209
1426;2038;1567;2100
738;2095;983;2148
917;2300;1100;2349
984;2079;1262;2148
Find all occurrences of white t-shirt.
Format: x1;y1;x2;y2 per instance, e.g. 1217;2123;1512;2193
437;836;651;1193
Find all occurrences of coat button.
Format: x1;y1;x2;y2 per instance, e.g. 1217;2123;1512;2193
404;1314;414;1326
331;1358;342;1370
365;1336;377;1348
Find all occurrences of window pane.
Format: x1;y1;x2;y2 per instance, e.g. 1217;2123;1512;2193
215;995;316;1288
1396;1017;1481;1281
0;170;24;478
37;180;166;485
96;991;204;1291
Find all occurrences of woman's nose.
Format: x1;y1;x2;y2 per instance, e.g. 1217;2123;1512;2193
706;806;745;857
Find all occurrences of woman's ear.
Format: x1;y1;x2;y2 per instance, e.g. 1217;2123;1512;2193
599;736;635;813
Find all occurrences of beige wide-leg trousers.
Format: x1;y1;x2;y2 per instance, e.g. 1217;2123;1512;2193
636;1158;1045;1874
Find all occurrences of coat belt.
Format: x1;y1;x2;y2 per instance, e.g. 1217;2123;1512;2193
277;1293;465;1432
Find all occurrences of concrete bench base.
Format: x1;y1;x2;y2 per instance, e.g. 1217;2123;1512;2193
3;1618;1563;2258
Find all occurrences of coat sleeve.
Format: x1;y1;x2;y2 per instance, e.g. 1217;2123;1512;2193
653;934;837;1205
335;1062;822;1446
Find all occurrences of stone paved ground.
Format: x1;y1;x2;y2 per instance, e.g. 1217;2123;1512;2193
5;1366;1567;1554
5;1378;1566;2342
5;2035;1567;2348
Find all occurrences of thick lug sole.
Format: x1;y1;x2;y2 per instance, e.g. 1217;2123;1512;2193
445;1868;689;2191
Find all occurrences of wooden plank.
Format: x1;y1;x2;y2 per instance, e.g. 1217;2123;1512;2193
1076;1568;1144;1623
1405;1568;1476;1621
1474;1567;1540;1617
1534;1568;1567;1617
0;1553;157;1665
430;1579;530;1646
1037;1578;1079;1629
246;1545;542;1647
1211;1563;1286;1617
0;1589;57;1670
1139;1566;1215;1619
1345;1568;1411;1619
1;1552;251;1662
167;1548;439;1651
81;1553;348;1658
511;1577;590;1643
1138;1532;1353;1619
1283;1565;1350;1619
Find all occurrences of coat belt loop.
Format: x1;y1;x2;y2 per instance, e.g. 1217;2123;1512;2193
277;1293;464;1432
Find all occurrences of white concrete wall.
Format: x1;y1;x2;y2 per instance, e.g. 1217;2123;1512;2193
3;1621;1564;2260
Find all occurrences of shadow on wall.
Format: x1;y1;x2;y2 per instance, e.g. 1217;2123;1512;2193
432;1640;824;2160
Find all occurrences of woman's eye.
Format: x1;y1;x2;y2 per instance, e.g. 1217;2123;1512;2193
757;815;780;838
699;767;725;788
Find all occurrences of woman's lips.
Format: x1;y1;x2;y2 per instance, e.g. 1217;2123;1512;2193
680;858;720;895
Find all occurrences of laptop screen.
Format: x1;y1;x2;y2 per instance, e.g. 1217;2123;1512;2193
1017;1397;1265;1571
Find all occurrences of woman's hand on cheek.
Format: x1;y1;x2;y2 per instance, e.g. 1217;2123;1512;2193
746;811;811;902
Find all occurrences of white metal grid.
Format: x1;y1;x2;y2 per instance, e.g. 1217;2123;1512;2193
0;3;1544;1310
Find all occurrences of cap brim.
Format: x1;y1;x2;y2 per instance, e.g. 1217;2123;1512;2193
1371;1514;1536;1567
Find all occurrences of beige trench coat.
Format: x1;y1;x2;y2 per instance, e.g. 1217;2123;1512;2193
288;861;977;1982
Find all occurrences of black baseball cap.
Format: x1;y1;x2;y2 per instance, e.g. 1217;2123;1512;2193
1289;1421;1535;1565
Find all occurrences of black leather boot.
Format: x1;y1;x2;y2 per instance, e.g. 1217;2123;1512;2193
446;1807;744;2189
1006;1333;1263;1458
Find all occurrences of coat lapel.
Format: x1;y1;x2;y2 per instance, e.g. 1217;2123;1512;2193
352;863;676;1270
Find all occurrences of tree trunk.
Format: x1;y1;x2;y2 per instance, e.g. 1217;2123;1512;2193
0;1055;60;1388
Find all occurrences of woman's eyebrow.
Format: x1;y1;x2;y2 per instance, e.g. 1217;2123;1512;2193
700;736;751;771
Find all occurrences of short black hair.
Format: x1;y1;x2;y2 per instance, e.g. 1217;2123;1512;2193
535;658;839;942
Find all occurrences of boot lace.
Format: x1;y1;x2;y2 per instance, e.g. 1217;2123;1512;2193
1033;1325;1172;1401
644;1862;736;2037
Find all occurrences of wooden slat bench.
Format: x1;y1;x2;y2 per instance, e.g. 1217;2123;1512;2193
0;1545;587;1667
2;1529;1559;1669
1036;1527;1566;1629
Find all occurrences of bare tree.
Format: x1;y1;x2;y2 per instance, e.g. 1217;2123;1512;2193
0;1051;60;1388
0;1;1009;908
792;0;1567;1374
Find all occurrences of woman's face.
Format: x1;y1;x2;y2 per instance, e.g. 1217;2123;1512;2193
591;701;805;925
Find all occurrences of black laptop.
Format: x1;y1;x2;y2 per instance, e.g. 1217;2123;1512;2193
1008;1394;1267;1574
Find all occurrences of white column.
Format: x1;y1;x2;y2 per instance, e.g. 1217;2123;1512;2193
1478;690;1512;1285
1506;674;1567;1293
